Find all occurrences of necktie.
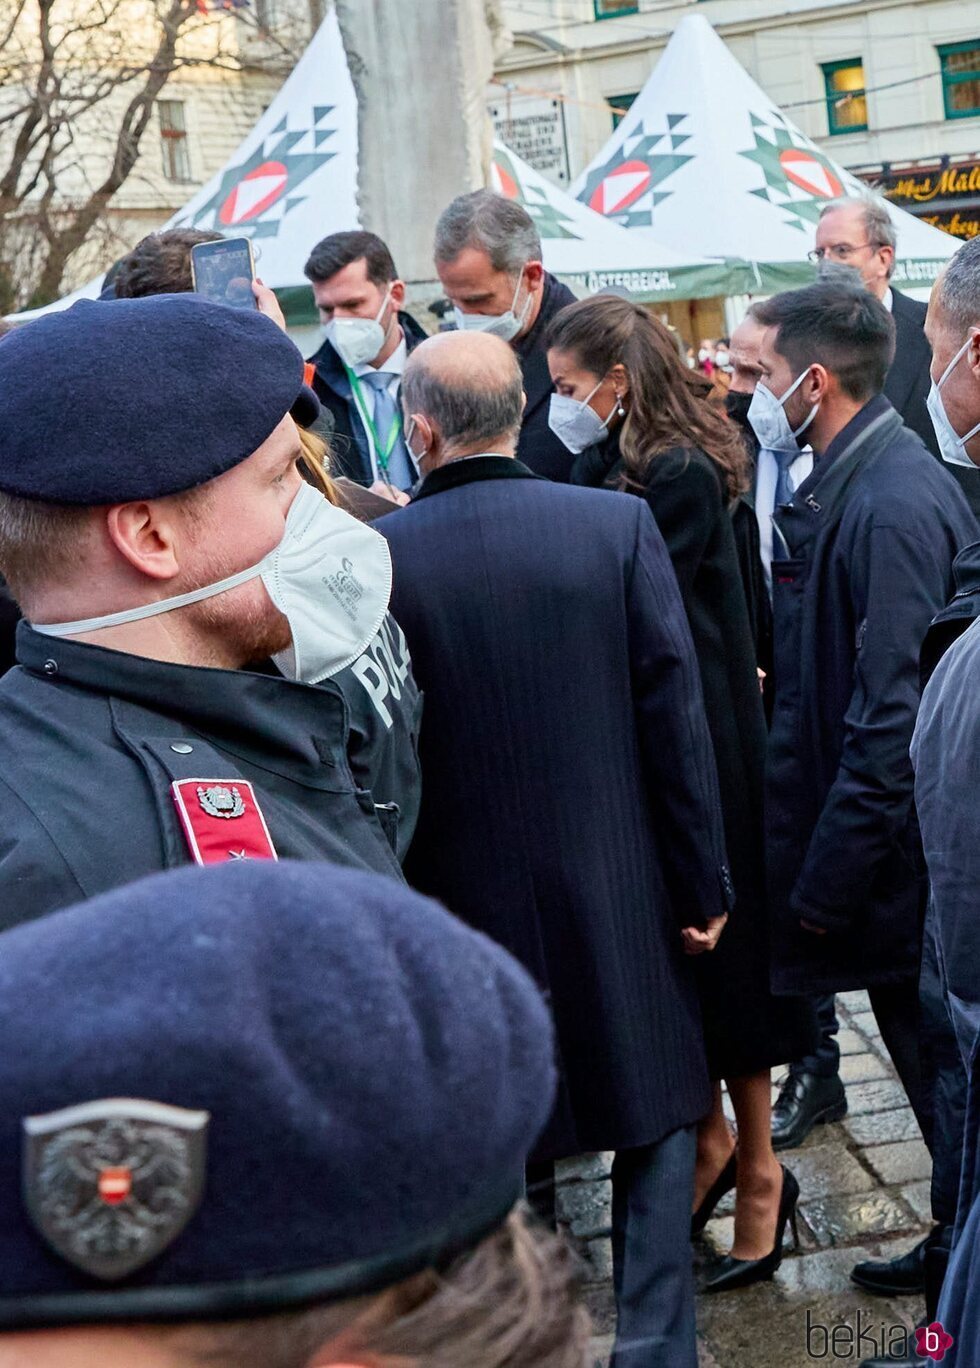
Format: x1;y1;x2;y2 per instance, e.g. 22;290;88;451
772;448;798;512
360;371;415;492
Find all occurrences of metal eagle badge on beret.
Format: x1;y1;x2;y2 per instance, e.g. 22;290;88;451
171;777;279;865
23;1099;209;1281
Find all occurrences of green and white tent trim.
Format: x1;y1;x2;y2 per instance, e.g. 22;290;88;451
571;12;958;294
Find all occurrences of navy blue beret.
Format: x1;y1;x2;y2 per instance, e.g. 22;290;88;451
0;296;319;504
0;861;555;1328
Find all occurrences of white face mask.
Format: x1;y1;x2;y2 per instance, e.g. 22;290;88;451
748;368;819;453
927;335;980;469
453;270;532;342
548;377;617;455
33;483;392;685
325;287;393;369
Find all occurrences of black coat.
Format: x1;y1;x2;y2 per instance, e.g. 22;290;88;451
513;272;578;482
308;311;428;486
887;288;980;520
376;456;733;1160
572;439;816;1078
767;396;978;995
0;625;406;929
912;540;980;1221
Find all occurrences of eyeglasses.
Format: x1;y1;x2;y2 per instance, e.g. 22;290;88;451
807;242;880;264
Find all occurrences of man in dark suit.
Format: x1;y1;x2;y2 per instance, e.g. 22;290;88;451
813;195;980;518
755;278;976;1365
305;230;426;496
378;330;733;1368
433;190;577;481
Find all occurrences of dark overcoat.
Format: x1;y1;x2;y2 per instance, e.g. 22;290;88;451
308;310;428;486
912;547;980;1220
376;456;733;1161
513;271;578;482
887;288;980;519
767;396;977;995
572;438;816;1078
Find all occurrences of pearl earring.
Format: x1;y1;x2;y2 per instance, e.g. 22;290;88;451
616;397;626;417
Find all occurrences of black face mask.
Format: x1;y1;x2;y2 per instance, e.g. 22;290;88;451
725;389;759;459
725;389;753;431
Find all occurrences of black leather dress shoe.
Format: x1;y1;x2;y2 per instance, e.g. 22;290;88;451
771;1069;847;1150
851;1228;944;1297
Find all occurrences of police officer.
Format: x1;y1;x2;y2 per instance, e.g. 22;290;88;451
0;859;587;1366
0;294;421;928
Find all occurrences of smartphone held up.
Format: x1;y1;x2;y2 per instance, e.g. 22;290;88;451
190;237;257;310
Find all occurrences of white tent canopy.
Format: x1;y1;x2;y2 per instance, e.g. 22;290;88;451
571;12;957;294
11;9;735;321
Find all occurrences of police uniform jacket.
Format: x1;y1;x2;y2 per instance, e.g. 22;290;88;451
0;624;406;929
378;456;733;1162
767;395;977;996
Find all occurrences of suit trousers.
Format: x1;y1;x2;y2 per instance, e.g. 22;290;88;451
610;1125;698;1368
527;1128;698;1368
794;982;930;1139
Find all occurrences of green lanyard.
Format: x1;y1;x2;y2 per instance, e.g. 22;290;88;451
346;366;402;479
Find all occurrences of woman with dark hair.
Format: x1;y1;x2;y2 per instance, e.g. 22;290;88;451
546;295;816;1292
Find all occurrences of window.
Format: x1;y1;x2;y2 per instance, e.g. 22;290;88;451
822;59;868;135
939;42;980;120
594;1;638;18
608;91;638;129
158;101;191;183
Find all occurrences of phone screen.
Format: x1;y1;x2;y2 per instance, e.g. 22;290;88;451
190;238;257;310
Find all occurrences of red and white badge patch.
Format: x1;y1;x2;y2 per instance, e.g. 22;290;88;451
171;779;279;865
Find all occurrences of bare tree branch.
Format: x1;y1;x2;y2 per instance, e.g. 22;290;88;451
0;0;304;308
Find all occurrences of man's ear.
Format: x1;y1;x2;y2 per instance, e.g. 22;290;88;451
524;260;545;291
808;363;832;405
967;325;980;379
390;278;407;310
105;502;182;582
409;414;436;455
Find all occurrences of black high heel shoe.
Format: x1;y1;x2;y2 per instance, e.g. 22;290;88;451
702;1165;800;1293
691;1150;738;1238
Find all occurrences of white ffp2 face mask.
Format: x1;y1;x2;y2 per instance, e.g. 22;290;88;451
325;288;393;369
548;376;616;455
33;483;392;685
748;369;819;453
927;336;980;469
453;270;532;342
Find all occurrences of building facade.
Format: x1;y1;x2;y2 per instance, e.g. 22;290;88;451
490;0;980;244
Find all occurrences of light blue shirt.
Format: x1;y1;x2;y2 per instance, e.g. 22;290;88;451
755;446;814;594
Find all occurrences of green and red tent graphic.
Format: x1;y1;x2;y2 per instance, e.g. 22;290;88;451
576;115;693;229
491;146;580;240
179;107;337;239
740;111;846;232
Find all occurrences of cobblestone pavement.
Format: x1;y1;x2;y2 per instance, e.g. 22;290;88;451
556;991;932;1367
